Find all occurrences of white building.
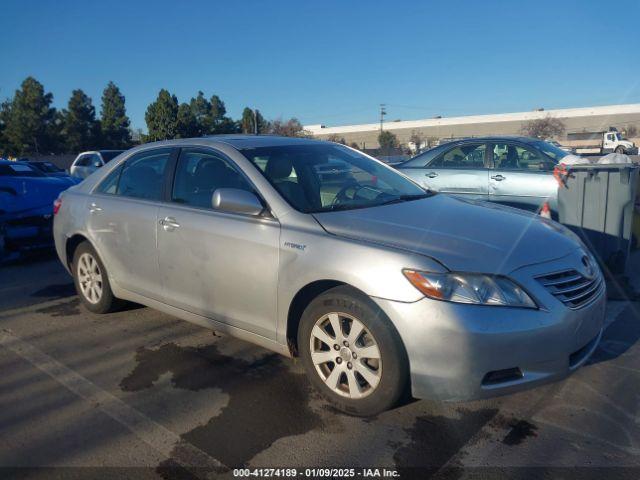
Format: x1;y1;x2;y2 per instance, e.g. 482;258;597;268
304;104;640;149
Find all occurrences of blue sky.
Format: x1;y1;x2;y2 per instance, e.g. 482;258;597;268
2;0;639;131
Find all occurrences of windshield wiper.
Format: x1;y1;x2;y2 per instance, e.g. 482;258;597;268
377;192;433;206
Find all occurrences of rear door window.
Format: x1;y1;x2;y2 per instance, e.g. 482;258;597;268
114;148;172;201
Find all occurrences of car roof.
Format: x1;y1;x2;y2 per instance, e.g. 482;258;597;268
0;159;33;166
139;135;329;150
439;136;542;145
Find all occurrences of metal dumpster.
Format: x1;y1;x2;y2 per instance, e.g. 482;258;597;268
557;164;639;274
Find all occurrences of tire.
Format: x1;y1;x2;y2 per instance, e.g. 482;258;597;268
298;286;409;416
72;241;120;314
615;146;625;154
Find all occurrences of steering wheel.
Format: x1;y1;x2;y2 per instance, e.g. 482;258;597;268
332;181;366;206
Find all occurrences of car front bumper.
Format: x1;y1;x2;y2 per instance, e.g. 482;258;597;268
373;253;606;402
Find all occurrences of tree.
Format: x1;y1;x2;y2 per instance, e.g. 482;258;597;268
62;89;99;152
145;89;179;141
241;107;255;134
100;81;131;148
520;116;566;139
267;117;312;137
624;125;638;138
0;100;11;156
2;77;57;154
378;130;399;153
349;142;360;150
207;94;238;134
326;134;347;145
189;91;211;135
241;107;268;134
409;130;426;153
176;103;199;138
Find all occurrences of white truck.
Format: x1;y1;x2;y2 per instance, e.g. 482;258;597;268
568;128;638;155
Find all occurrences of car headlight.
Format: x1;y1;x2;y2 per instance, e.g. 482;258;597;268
403;269;537;308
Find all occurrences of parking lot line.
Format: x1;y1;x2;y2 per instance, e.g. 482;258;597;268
0;328;225;476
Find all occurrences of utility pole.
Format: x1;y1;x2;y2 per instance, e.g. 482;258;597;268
253;109;258;135
379;104;386;131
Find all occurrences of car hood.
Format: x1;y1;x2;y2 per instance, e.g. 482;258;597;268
312;194;581;274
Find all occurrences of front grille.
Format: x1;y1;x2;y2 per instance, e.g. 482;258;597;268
536;269;603;309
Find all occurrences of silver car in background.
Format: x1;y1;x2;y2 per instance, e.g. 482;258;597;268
69;150;125;179
398;136;572;217
53;136;605;416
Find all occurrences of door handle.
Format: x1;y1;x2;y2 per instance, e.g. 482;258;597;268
425;172;438;178
491;174;506;181
88;202;102;213
159;216;180;231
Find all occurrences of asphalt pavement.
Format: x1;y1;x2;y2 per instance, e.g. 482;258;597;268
0;252;639;479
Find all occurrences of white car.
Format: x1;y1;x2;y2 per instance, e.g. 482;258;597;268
69;150;125;179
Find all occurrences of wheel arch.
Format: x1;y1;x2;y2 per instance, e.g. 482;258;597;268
286;280;353;356
65;233;90;269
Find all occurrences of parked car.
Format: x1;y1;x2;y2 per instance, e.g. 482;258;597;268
0;160;77;253
70;150;125;179
26;160;68;176
53;136;605;416
397;136;576;216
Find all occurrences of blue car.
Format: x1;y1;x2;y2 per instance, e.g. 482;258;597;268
0;160;79;254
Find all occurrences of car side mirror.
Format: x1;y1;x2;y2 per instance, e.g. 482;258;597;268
212;188;265;216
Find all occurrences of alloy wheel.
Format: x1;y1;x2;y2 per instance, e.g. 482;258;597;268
309;312;382;399
77;252;103;304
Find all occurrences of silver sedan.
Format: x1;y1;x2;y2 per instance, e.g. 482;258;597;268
53;136;605;416
398;136;573;217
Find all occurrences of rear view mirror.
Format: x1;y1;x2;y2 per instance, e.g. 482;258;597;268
212;188;264;216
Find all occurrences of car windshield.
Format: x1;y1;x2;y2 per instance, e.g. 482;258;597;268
33;162;63;173
0;163;45;177
533;140;570;161
241;143;429;213
100;151;124;162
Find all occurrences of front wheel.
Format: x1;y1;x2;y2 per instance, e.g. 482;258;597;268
298;286;409;416
615;146;625;154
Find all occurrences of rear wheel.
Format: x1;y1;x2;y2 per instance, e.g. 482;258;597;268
72;242;120;313
298;286;408;416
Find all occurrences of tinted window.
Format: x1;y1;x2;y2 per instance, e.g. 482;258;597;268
95;165;123;194
431;143;486;168
532;141;568;162
400;144;449;168
116;149;171;200
33;162;63;173
0;163;44;177
172;149;254;210
100;151;124;162
493;143;553;171
242;143;427;213
75;155;91;167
